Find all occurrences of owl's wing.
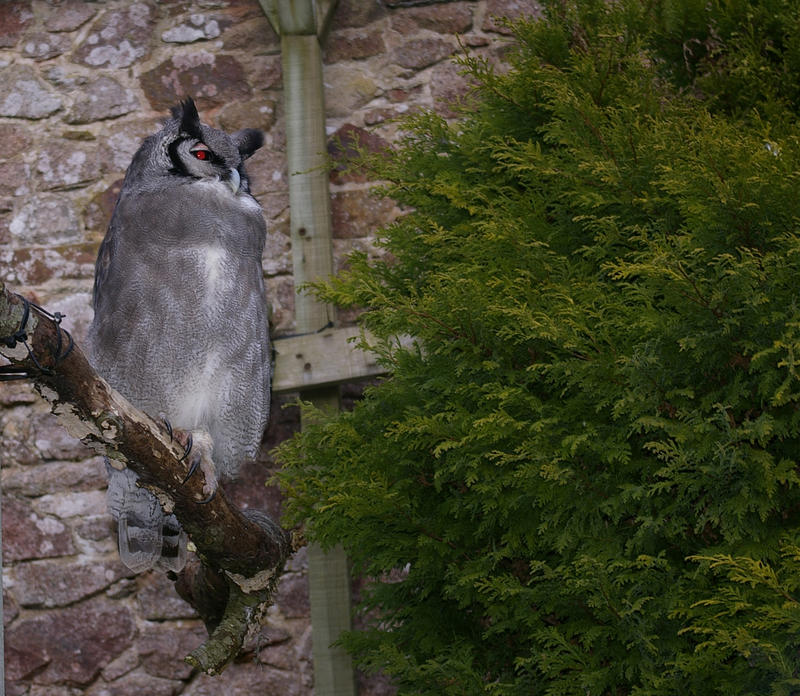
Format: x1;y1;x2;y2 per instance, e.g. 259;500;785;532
92;206;121;313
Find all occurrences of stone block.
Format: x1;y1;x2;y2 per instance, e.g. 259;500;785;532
75;513;114;542
392;37;456;70
43;1;98;33
323;64;378;118
328;123;389;184
65;77;139;125
218;99;276;133
2;456;106;496
72;3;155;69
22;32;71;62
257;640;296;671
0;123;32;154
325;27;386;63
36;141;103;190
140;53;251;112
47;289;94;345
9;194;81;245
220;15;280;53
101;123;158;173
0;65;62;120
0;2;34;48
31;410;94;461
88;669;183;696
2;495;76;562
136;571;197;620
2;244;97;287
249;147;287;197
332;0;387;28
246;54;283;91
265;275;296;333
0;158;30;198
161;14;225;43
30;687;84;696
260;219;291;277
34;490;107;520
4;588;20;627
183;662;304;696
331;189;397;238
137;622;206;679
226;457;285;522
0;408;41;466
100;648;139;681
390;2;474;34
5;596;134;684
431;60;473;117
12;558;133;608
275;572;310;619
85;179;124;237
483;0;543;34
333;237;385;274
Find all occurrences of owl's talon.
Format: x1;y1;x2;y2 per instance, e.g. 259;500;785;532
178;432;193;462
198;489;217;505
182;455;200;484
161;417;174;440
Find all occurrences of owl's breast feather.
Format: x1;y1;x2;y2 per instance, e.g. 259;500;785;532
193;178;262;215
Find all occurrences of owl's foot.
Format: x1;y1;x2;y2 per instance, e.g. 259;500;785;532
181;453;217;502
182;452;200;484
179;432;193;463
176;429;218;503
162;417;194;464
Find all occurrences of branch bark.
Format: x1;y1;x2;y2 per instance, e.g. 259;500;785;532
0;281;296;675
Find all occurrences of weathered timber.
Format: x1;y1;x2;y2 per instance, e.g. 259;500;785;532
272;326;387;393
262;2;356;694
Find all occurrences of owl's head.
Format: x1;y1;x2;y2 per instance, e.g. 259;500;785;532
126;97;264;195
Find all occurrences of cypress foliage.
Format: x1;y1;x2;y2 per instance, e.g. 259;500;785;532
275;1;800;692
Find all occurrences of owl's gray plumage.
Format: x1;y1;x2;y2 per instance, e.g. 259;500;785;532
88;98;270;573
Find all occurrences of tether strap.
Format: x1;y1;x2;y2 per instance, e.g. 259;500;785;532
0;295;75;381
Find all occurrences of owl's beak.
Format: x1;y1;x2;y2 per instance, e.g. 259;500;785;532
225;168;241;195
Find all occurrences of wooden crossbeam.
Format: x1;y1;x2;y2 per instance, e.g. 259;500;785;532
272;326;386;394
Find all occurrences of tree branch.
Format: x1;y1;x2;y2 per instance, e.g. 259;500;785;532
0;281;297;675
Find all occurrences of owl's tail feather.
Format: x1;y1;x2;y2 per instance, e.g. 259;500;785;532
106;461;188;573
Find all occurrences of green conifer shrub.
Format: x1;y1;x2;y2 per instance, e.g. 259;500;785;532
276;1;800;692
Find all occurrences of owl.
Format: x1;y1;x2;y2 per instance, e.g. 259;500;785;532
87;98;270;573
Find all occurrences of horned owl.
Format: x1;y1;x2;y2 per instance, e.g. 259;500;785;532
87;98;270;573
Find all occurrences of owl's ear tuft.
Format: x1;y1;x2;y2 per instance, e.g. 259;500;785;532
171;97;203;140
233;129;264;160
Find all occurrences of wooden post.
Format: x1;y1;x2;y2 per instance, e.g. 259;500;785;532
259;2;356;695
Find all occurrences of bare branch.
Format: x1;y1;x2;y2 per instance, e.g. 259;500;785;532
0;281;295;674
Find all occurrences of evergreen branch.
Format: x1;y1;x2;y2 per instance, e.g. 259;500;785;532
675;261;724;318
407;308;476;344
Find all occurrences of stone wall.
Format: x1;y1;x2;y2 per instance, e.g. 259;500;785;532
0;1;537;693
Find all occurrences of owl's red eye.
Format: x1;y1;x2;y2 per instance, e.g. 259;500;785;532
190;144;211;161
